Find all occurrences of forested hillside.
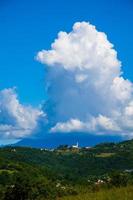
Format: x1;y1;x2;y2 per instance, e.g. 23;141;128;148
0;139;133;199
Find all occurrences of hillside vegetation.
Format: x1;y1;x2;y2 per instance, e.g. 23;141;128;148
61;186;133;200
0;139;133;199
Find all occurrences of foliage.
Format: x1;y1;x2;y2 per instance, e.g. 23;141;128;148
0;139;133;199
61;186;133;200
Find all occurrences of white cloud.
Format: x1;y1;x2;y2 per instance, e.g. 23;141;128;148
110;77;133;103
51;115;120;134
124;101;133;116
37;22;120;73
75;74;88;83
37;21;133;138
51;118;85;133
0;88;44;139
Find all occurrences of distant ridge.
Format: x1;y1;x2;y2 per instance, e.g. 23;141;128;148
13;133;123;149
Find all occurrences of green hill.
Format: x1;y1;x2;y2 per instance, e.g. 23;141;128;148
0;139;133;199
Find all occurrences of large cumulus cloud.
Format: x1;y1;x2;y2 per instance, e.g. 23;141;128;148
37;22;133;138
0;88;43;139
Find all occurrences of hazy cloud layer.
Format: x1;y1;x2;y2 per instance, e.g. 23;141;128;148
37;22;133;138
0;88;43;139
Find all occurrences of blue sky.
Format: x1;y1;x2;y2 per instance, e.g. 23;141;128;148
0;0;133;145
0;0;133;106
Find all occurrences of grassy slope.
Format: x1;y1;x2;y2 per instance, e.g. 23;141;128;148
60;186;133;200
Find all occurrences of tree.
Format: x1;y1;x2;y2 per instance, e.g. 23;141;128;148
4;173;32;200
110;171;129;187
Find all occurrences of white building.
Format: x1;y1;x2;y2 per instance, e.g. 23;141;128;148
72;142;79;148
